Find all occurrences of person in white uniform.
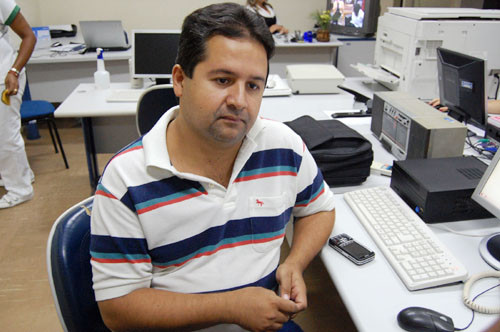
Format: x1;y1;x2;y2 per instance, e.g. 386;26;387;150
246;0;288;35
0;0;36;208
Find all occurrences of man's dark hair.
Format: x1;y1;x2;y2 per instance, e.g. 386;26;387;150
176;2;275;78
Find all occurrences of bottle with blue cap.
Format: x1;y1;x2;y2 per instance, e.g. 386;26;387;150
94;48;110;89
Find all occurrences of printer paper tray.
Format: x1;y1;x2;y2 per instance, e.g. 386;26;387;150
351;63;400;89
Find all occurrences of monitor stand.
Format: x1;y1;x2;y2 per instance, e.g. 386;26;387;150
155;78;171;85
479;232;500;270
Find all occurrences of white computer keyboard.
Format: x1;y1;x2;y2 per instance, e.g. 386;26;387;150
344;186;468;291
106;89;144;102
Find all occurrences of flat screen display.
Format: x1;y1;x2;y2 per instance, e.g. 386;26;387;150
132;29;181;79
472;150;500;219
326;0;379;37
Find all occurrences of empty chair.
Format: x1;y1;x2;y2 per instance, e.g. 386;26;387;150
136;84;178;135
21;80;69;168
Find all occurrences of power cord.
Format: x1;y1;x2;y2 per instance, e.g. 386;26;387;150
493;73;499;100
465;134;498;160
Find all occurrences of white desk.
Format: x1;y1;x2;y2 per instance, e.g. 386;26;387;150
271;34;343;77
320;118;500;332
27;48;131;103
55;81;355;188
55;81;500;331
26;34;341;103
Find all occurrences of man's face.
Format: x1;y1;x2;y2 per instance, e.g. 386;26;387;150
172;35;268;148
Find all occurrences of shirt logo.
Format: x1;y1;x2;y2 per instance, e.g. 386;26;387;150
256;199;264;207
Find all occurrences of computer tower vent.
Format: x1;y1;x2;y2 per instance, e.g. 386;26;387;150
457;167;483;180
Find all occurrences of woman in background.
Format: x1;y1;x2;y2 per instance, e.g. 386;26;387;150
0;0;36;208
246;0;288;34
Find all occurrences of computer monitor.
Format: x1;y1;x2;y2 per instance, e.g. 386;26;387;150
472;150;500;270
326;0;379;37
132;29;181;84
437;47;488;129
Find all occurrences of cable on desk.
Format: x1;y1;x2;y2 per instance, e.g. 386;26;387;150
454;283;500;331
465;134;498;160
493;73;499;100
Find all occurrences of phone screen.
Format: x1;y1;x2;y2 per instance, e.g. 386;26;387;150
342;241;373;260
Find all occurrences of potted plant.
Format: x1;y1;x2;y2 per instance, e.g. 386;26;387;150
312;10;331;42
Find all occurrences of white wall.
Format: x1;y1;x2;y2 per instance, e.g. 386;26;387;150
17;0;327;33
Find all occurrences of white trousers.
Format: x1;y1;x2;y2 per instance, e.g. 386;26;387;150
0;73;33;197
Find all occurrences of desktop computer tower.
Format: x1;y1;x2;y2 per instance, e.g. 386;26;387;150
371;91;467;160
390;156;493;223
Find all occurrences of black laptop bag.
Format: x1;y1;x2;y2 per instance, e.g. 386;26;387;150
285;115;373;186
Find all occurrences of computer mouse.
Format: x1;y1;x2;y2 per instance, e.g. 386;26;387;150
397;306;454;332
51;41;62;47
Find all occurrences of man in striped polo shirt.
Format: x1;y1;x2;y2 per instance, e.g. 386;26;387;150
91;3;336;331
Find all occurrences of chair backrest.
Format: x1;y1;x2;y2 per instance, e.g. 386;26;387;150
46;197;110;332
22;79;32;102
136;84;178;136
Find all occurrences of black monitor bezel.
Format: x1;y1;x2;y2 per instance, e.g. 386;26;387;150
132;29;181;80
437;47;488;129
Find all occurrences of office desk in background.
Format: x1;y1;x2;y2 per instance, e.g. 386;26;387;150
54;81;356;188
270;35;343;77
27;34;342;102
27;47;131;103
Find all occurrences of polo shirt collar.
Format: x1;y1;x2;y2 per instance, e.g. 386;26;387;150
142;106;267;173
142;106;178;172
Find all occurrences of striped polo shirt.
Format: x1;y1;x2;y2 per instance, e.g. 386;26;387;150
90;106;335;308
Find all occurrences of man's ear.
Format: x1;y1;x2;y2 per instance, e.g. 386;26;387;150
172;64;185;98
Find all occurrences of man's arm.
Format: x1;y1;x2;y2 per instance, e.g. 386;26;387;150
98;286;300;332
276;209;335;311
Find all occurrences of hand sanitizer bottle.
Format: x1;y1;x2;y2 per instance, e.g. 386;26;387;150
94;48;110;89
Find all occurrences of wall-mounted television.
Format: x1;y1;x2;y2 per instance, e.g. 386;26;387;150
326;0;380;37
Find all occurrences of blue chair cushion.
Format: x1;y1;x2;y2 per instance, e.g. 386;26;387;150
20;100;55;120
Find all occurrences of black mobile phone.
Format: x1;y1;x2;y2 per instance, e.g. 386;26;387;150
328;233;375;265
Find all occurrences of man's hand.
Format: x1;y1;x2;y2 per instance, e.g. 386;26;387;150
229;287;300;332
428;98;448;112
270;24;289;35
276;262;307;316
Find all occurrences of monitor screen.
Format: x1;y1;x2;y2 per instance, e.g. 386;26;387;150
472;151;500;219
472;150;500;270
437;47;487;129
326;0;379;37
132;29;181;80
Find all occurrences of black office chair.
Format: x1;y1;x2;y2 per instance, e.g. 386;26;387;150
46;196;110;332
136;84;178;136
21;80;69;168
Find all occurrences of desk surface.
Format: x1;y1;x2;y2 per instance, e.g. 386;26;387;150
56;81;500;332
29;34;132;64
29;34;340;64
273;34;343;48
54;81;356;119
